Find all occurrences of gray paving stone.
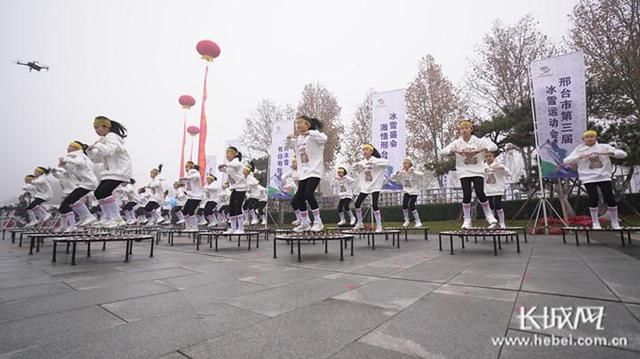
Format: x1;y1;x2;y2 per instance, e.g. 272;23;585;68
0;306;123;355
0;281;73;303
224;274;378;317
2;310;208;359
522;268;617;300
391;261;471;282
181;299;390;359
358;285;516;359
332;278;438;313
62;266;198;290
329;342;417;359
0;281;176;323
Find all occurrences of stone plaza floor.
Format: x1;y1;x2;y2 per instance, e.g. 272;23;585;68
1;229;639;358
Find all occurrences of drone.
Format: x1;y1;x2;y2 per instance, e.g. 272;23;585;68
16;60;49;72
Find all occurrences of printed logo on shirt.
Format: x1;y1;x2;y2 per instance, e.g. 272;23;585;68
340;185;346;192
486;174;497;184
365;170;373;182
588;157;603;169
464;156;478;165
404;180;412;187
298;146;309;164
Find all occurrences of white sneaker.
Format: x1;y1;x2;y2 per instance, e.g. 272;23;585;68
402;220;410;227
243;220;250;226
611;223;621;230
311;222;324;232
26;220;38;227
156;217;165;225
461;219;472;230
91;219;107;227
337;220;346;226
176;218;185;225
64;226;77;233
222;228;234;234
233;229;245;234
198;219;207;226
291;219;300;226
592;222;602;230
293;222;311;232
353;222;364;230
486;216;498;229
414;222;423;228
349;217;356;226
250;218;259;225
139;217;148;224
499;223;506;229
261;218;267;225
375;225;383;233
104;219;126;228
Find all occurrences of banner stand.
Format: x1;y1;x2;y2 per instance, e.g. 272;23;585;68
528;69;567;234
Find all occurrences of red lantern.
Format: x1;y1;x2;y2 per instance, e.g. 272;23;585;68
178;95;196;109
187;125;200;136
196;40;221;62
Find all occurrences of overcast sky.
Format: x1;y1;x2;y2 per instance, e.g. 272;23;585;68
0;0;577;203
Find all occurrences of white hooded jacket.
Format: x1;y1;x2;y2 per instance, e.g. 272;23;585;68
286;130;327;181
87;132;133;182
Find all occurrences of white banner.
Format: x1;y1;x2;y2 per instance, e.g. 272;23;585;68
268;119;295;199
530;52;587;178
372;89;406;190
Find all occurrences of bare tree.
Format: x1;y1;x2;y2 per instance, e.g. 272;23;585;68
296;83;344;168
569;0;640;119
241;100;294;156
341;90;374;165
405;54;464;186
467;14;558;113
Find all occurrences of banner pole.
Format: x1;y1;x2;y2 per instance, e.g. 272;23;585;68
528;68;549;234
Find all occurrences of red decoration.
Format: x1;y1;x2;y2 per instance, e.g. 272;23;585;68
178;95;196;109
196;40;221;62
187;125;200;136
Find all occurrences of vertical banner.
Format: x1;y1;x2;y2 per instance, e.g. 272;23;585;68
372;89;406;190
197;66;209;184
268;119;295;199
205;155;218;178
530;52;587;178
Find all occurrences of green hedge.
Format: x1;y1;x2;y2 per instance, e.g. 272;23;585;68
271;193;640;223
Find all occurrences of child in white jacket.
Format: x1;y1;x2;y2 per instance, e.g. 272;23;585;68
442;120;498;229
144;164;166;225
25;167;55;226
203;174;222;227
87;116;133;228
331;167;356;226
286;116;328;232
180;161;204;231
484;151;510;229
563;130;627;229
218;147;248;234
55;141;100;230
243;162;261;225
352;144;389;232
282;159;301;225
391;159;424;228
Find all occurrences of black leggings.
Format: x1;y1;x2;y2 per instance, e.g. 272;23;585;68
144;201;160;212
229;190;246;216
243;198;259;211
355;192;380;211
27;198;46;210
337;198;352;214
402;193;417;211
219;205;229;215
59;188;91;214
487;195;503;210
123;201;137;211
296;177;321;211
204;201;218;215
183;199;201;216
94;179;123;200
291;192;300;211
585;181;617;207
460;177;487;203
255;201;266;216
